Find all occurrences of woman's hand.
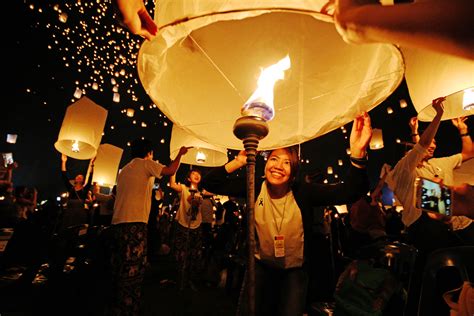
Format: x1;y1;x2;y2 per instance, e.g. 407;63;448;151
349;111;372;158
235;150;248;167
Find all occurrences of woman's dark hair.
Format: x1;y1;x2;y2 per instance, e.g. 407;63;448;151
184;168;202;188
130;138;153;159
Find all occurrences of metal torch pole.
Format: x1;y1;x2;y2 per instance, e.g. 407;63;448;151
233;116;268;316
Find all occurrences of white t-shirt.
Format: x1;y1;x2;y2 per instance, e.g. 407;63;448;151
386;144;471;230
176;184;202;229
112;158;164;224
255;182;304;269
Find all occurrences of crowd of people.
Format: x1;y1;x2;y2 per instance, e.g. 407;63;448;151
1;103;473;316
1;0;473;315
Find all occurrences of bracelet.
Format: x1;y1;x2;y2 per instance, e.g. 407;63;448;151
350;156;368;166
411;133;418;136
460;133;469;137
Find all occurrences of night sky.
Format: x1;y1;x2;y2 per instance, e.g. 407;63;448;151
3;0;472;202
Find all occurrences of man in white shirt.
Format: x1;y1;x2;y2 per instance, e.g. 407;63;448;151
385;97;474;315
106;138;188;316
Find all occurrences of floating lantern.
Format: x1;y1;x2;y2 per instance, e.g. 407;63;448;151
6;134;17;144
54;96;108;160
369;128;384;150
92;144;123;187
113;92;120;103
126;108;135;117
170;124;228;167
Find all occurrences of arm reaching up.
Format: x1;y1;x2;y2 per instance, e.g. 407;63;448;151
419;97;445;148
113;0;158;41
452;116;473;161
334;0;474;60
161;146;190;176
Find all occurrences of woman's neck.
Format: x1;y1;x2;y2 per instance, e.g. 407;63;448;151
267;183;289;199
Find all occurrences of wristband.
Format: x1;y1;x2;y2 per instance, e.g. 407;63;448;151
350;156;368;166
460;133;469;137
411;133;418;136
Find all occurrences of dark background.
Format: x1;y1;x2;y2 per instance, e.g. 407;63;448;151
2;0;471;203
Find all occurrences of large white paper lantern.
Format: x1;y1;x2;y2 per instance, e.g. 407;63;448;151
138;0;404;150
403;47;474;121
170;124;228;167
91;144;123;187
54;96;108;160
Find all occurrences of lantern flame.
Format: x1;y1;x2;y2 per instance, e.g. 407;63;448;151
72;140;80;152
196;151;206;164
242;55;291;121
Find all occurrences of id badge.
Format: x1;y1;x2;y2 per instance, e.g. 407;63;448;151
274;235;285;257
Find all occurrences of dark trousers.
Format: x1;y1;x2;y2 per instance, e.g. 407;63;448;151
254;260;308;316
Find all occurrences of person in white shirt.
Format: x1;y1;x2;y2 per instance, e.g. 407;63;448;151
385;97;474;315
106;138;188;316
169;168;205;290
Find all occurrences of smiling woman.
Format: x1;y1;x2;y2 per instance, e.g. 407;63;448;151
201;113;372;315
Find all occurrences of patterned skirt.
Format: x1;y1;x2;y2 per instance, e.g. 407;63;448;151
174;223;203;285
106;222;147;316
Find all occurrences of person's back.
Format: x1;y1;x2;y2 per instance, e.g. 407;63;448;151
106;138;188;316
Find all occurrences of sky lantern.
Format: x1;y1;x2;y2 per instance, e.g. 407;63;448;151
137;0;404;151
91;143;123;187
170;124;228;167
402;47;474;121
369;128;384;150
54;96;107;160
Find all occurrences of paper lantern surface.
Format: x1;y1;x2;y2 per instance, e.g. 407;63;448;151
138;0;404;150
54;96;108;160
403;47;474;121
92;144;123;187
170;124;228;167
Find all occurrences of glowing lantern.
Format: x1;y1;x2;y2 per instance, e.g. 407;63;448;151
402;47;474;121
126;108;135;117
338;159;343;166
6;134;17;144
113;92;120;103
170;124;228;167
73;87;82;99
399;99;408;108
369;128;384;150
54;96;108;160
92;144;123;187
138;0;404;150
463;88;474;111
327;166;333;174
